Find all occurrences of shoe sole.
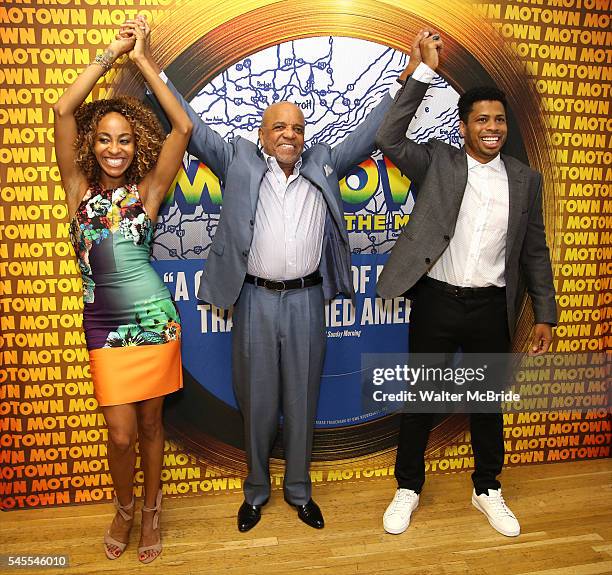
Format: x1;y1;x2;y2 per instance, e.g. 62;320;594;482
471;497;520;537
383;523;409;535
383;503;418;535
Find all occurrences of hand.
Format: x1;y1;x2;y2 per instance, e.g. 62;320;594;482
119;15;152;63
419;30;443;71
399;29;427;81
107;27;136;60
529;323;553;356
131;15;152;62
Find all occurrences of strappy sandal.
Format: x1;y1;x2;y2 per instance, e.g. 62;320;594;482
104;495;135;560
138;489;162;564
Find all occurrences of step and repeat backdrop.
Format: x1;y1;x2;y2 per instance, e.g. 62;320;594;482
0;0;610;509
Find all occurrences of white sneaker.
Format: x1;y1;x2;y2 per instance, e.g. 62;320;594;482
472;488;520;537
383;489;420;534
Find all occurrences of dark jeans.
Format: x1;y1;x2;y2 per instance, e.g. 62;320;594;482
395;277;511;495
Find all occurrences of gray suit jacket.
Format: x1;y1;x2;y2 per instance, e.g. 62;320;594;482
166;81;393;309
375;77;556;334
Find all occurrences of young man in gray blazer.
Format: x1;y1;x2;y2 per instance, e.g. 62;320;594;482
154;52;414;531
376;31;556;537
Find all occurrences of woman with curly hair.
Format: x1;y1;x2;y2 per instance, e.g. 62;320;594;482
54;16;192;564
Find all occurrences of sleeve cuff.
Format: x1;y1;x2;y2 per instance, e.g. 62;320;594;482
388;82;402;98
411;62;436;83
146;70;169;94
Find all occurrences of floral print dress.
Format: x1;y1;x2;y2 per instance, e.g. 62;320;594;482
70;184;182;406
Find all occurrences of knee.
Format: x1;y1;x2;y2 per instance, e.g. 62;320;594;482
138;413;163;442
108;428;136;453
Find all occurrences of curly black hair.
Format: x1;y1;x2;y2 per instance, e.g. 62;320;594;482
74;96;165;185
458;87;507;123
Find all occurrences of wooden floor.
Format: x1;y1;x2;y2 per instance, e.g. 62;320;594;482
1;459;611;575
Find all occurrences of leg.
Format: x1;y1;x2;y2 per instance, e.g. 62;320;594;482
232;283;282;506
279;285;326;506
470;413;504;492
136;396;165;559
460;292;510;493
101;404;138;556
395;282;461;491
384;281;464;534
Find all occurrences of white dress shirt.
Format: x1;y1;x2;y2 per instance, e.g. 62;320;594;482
247;154;327;280
428;153;509;287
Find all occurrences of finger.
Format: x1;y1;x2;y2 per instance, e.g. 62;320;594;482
414;29;427;43
532;336;544;353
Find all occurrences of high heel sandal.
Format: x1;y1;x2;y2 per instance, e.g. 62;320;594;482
138;489;163;564
104;495;135;560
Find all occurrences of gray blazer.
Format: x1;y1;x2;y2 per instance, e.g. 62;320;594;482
166;80;393;309
375;77;556;334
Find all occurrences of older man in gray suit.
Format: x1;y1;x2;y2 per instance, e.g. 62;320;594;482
376;31;556;537
158;57;413;531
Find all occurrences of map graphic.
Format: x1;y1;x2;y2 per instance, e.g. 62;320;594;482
152;36;461;261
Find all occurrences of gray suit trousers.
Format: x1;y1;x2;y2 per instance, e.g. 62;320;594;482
231;282;326;506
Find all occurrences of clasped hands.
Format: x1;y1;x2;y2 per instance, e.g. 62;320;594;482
107;14;152;63
399;29;444;81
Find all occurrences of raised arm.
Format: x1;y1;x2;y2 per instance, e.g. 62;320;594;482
124;17;192;220
329;91;393;181
131;26;234;181
375;31;443;185
53;34;135;218
329;31;439;180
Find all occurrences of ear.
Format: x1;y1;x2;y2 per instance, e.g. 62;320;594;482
459;120;465;138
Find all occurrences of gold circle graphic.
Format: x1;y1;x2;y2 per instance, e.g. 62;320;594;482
120;0;556;472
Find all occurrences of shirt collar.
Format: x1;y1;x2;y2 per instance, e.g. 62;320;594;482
263;151;302;176
467;153;503;172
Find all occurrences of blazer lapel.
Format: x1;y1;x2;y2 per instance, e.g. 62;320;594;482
300;160;345;230
250;151;268;215
504;156;527;263
447;150;469;227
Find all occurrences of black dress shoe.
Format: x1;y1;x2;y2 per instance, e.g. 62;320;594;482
237;501;261;532
294;499;324;529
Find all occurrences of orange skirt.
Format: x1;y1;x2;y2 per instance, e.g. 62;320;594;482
89;339;183;406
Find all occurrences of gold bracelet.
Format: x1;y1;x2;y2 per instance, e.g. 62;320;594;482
92;52;114;73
